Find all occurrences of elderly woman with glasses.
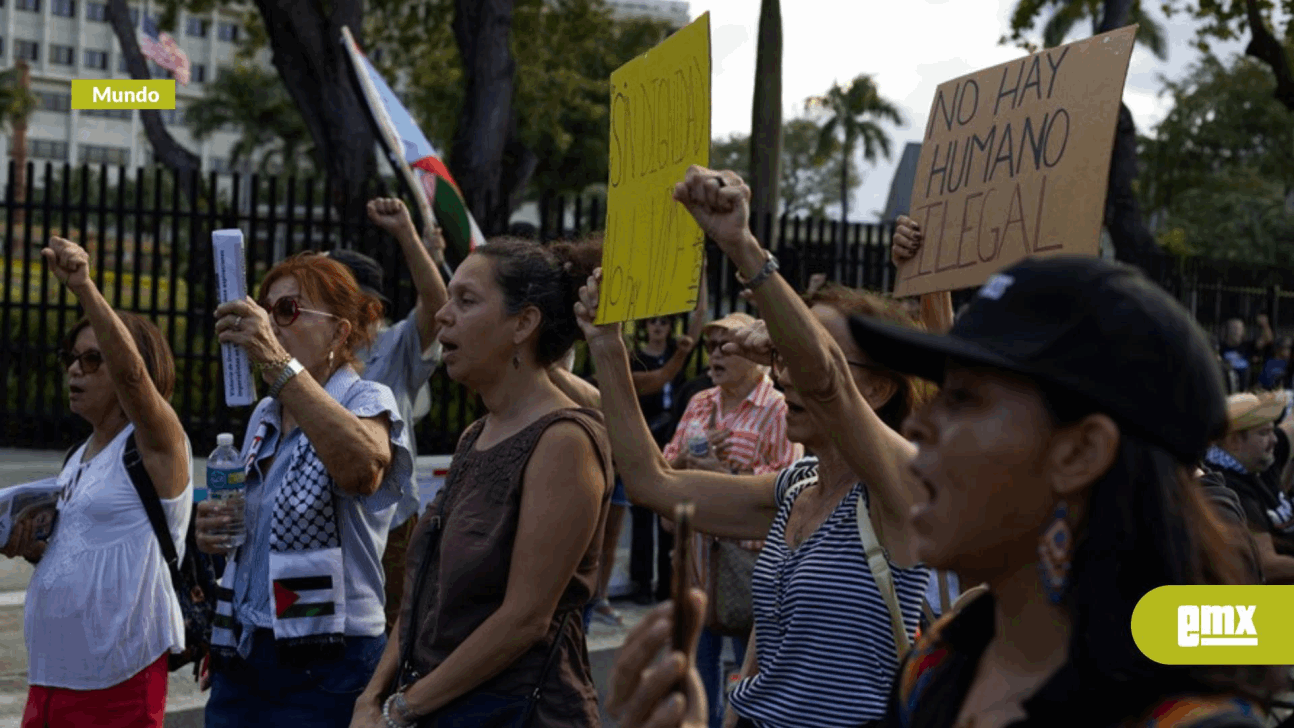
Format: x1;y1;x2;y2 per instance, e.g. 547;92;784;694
5;237;192;728
197;251;414;728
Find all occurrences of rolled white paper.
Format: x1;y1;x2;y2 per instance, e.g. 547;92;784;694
212;229;256;407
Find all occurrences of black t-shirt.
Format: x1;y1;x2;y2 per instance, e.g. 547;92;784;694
631;341;683;447
880;593;1264;728
1221;467;1294;558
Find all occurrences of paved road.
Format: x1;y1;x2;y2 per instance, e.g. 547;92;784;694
0;447;707;727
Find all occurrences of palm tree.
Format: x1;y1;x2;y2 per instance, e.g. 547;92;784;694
1032;0;1167;60
806;75;902;224
0;60;38;245
185;64;315;175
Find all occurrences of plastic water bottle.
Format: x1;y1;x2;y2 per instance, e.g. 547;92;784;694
686;422;710;458
207;433;246;549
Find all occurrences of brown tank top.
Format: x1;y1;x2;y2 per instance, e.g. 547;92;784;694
400;407;612;727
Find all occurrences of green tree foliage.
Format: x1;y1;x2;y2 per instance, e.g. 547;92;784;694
185;64;314;175
710;118;856;218
1159;0;1294;111
806;75;902;223
1003;0;1167;57
366;0;674;199
1140;52;1294;263
148;0;375;233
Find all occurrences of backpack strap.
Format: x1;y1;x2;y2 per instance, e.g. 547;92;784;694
856;491;912;662
122;433;183;589
62;439;87;469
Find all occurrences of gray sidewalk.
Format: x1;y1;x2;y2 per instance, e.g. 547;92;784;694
0;447;654;727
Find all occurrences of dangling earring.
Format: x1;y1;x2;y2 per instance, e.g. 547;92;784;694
1038;500;1073;604
328;349;335;368
512;348;521;369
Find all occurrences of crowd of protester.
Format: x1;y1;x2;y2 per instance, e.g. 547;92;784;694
4;167;1290;728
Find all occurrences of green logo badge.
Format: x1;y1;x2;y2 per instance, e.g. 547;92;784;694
1131;585;1294;664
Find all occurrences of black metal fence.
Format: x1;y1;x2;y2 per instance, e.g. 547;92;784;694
2;163;1289;453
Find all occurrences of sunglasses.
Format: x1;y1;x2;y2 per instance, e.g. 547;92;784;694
260;296;339;327
60;348;104;374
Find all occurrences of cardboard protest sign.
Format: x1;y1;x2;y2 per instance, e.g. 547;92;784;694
597;12;710;324
893;26;1136;297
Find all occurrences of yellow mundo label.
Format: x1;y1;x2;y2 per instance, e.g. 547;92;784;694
1131;585;1294;664
71;79;175;109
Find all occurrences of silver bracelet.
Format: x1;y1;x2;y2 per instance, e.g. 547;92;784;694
382;692;415;728
736;249;780;292
267;357;304;399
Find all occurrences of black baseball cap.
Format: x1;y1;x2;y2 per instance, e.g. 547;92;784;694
326;249;390;307
848;256;1228;464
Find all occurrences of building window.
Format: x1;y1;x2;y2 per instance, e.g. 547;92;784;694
217;21;239;42
118;54;130;72
86;1;106;20
29;139;69;161
216;65;231;83
34;91;72;112
83;107;131;120
15;0;40;11
50;45;75;66
14;40;39;62
185;17;209;37
79;144;130;166
83;50;109;70
191;64;206;83
51;0;74;17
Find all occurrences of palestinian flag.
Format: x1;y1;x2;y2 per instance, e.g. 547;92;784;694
341;27;486;262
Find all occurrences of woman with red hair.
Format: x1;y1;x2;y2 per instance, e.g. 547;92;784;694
197;252;415;728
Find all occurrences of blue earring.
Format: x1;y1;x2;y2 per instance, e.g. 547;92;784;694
1038;500;1073;604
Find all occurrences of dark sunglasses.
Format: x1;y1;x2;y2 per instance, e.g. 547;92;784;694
259;296;339;327
60;348;104;374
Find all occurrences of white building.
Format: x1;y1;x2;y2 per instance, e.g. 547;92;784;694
0;0;271;181
605;0;690;28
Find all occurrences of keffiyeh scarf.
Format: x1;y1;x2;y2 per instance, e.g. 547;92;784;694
211;424;346;666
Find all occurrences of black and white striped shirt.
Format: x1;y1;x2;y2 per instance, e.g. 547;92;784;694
728;457;929;727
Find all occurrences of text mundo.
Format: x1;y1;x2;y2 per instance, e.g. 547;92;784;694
1178;605;1258;647
92;86;161;104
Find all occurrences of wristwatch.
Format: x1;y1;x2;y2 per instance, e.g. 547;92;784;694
267;357;305;399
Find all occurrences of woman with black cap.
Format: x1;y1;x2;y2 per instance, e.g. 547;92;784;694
605;166;1279;728
328;198;450;632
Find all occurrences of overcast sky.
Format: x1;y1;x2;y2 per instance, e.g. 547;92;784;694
688;0;1251;222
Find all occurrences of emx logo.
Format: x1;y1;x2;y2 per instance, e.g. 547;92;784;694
1133;586;1293;664
1177;605;1257;647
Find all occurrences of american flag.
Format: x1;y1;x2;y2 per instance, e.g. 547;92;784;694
138;14;190;85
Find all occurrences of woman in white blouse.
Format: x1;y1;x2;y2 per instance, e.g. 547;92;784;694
3;237;192;728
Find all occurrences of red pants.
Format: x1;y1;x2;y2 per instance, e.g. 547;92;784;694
22;654;168;728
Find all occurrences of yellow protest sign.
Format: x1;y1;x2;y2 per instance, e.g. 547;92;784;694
893;26;1136;297
597;12;710;324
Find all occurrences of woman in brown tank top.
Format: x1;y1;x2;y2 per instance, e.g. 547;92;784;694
352;237;614;728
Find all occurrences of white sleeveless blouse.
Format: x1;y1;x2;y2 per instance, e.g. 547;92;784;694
25;425;193;689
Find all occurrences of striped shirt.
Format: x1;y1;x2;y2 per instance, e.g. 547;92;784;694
662;376;801;584
729;457;929;728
